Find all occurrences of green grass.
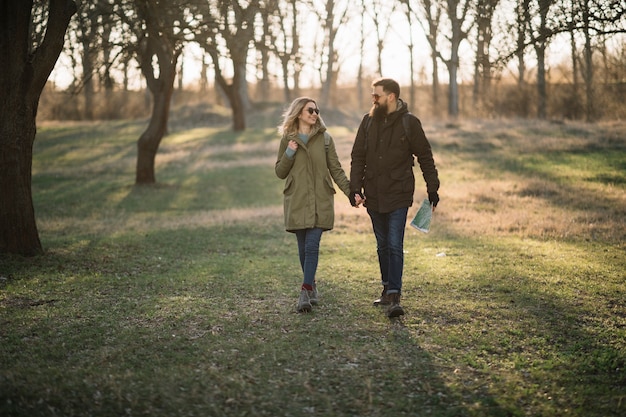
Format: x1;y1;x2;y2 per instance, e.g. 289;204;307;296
1;114;625;416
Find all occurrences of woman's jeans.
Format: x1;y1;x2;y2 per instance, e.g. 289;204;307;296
367;207;408;294
295;228;324;287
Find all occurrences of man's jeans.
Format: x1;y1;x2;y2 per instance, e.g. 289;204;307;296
367;207;408;294
295;228;324;287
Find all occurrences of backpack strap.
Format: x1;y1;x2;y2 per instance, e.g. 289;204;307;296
364;113;414;166
402;113;411;139
364;113;411;150
323;131;331;152
364;115;372;152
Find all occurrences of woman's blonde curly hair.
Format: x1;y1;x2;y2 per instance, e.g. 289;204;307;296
278;97;325;136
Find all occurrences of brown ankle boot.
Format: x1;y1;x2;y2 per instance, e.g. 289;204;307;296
373;285;392;306
386;293;405;318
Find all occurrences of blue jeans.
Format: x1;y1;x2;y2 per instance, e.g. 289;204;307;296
295;228;324;287
367;207;408;294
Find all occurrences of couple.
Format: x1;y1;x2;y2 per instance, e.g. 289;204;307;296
275;78;440;317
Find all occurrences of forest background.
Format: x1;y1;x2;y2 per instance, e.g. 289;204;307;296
1;2;625;253
42;0;626;124
1;2;625;415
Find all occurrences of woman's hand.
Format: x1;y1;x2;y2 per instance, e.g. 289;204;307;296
288;140;298;152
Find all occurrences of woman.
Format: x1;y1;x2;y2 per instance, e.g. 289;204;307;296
275;97;356;313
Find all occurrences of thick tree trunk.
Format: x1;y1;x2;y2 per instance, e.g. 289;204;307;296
0;111;41;255
136;89;172;184
211;48;247;131
134;0;181;185
231;86;246;132
0;0;76;255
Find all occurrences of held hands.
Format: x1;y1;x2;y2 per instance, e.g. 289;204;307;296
349;191;365;207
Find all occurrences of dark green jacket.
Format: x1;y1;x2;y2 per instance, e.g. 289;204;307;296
275;126;351;232
350;100;439;213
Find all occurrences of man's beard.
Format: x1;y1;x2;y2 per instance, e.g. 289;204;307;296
369;102;387;120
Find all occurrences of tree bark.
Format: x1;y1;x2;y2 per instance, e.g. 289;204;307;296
443;0;470;118
136;89;173;184
535;0;553;119
199;0;257;131
135;33;179;184
0;0;76;255
581;0;595;121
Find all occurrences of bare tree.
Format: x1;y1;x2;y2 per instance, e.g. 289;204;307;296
0;0;77;255
127;0;189;184
255;0;276;101
262;0;302;102
399;0;417;108
198;0;259;131
357;2;367;105
73;1;98;119
515;0;531;87
569;0;625;120
440;0;473;117
363;0;396;76
472;0;500;110
314;0;349;108
531;0;555;119
416;0;444;112
61;0;120;119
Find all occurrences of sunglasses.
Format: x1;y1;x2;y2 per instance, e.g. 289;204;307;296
371;93;385;100
306;107;320;115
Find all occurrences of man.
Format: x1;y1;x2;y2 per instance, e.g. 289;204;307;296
350;77;440;318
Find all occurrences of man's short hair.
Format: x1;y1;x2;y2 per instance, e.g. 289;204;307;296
372;78;400;98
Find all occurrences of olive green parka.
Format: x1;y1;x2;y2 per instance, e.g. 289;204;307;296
275;125;351;232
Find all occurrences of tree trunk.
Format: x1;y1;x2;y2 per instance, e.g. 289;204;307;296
82;42;95;120
0;110;41;256
232;63;247;131
442;0;468;118
319;0;344;109
208;46;247;131
280;57;292;103
447;56;460;117
536;43;547;119
432;50;439;109
0;0;76;255
404;1;416;108
136;89;172;184
135;34;179;184
582;0;595;121
535;0;553;119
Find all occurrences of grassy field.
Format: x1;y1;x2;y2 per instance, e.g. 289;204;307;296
1;107;625;416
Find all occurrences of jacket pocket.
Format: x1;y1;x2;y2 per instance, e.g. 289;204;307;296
283;176;294;195
390;167;415;193
324;176;337;194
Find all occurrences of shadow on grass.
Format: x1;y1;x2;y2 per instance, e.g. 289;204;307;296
437;121;626;243
402;220;625;416
3;212;625;416
1;222;490;417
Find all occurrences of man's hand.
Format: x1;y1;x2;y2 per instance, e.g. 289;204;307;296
350;191;365;207
428;191;439;211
